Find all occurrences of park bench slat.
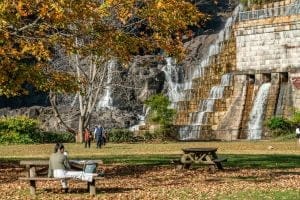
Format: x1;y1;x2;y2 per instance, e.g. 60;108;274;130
19;177;104;181
20;160;104;166
20;160;48;165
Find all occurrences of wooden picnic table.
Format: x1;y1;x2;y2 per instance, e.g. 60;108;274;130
180;147;227;170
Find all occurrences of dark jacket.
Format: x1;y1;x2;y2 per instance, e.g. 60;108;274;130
94;127;103;141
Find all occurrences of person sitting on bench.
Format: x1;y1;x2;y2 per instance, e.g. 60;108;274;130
48;143;97;192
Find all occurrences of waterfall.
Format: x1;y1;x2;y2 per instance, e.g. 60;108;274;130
161;57;185;105
162;5;242;140
129;106;150;132
97;60;115;109
275;82;288;116
180;73;232;140
193;74;231;125
220;73;232;86
179;125;201;140
163;5;241;103
247;82;271;140
191;111;206;125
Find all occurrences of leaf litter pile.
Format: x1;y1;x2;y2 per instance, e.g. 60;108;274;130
1;162;299;200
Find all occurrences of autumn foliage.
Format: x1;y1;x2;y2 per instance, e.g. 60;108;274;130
0;0;204;97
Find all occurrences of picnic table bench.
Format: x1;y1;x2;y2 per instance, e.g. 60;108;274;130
19;159;104;195
175;147;227;171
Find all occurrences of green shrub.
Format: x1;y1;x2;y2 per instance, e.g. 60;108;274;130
266;116;293;137
144;131;155;140
290;112;300;126
0;116;75;144
0;116;39;144
272;132;296;141
34;131;76;143
142;126;177;141
109;129;134;143
270;129;292;137
266;116;291;130
144;94;176;127
0;116;39;135
0;131;33;144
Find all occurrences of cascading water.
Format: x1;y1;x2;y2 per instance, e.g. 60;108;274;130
161;57;185;106
180;74;232;140
161;5;242;140
247;82;271;140
275;82;288;116
97;60;115;109
129;106;150;132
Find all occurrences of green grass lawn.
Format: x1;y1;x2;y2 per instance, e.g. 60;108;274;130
1;140;300;168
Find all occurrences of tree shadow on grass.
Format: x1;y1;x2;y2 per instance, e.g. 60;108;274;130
224;154;300;169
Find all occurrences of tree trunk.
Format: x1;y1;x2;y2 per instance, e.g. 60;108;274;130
77;116;84;143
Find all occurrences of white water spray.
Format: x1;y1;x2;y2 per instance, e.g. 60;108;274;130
247;82;271;140
129;106;150;132
97;60;115;109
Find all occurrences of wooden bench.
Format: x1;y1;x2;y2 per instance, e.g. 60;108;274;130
19;159;104;195
19;176;104;195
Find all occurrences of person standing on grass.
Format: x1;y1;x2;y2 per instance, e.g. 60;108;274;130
48;143;98;193
94;125;103;148
296;124;300;145
84;128;92;148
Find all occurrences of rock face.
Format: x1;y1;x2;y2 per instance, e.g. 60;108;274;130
111;55;165;111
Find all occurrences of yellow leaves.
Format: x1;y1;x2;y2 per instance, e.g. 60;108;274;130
0;2;9;13
118;10;132;25
97;4;110;17
156;1;163;9
41;70;79;94
49;2;64;21
17;40;50;61
0;0;207;96
39;4;49;17
16;1;32;17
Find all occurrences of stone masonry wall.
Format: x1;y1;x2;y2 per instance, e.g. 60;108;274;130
235;15;300;72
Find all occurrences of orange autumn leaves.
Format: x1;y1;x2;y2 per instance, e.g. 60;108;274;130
0;0;205;97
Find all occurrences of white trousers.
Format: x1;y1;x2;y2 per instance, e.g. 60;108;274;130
53;169;96;188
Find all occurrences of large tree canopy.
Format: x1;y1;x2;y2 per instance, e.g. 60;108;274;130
0;0;204;97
